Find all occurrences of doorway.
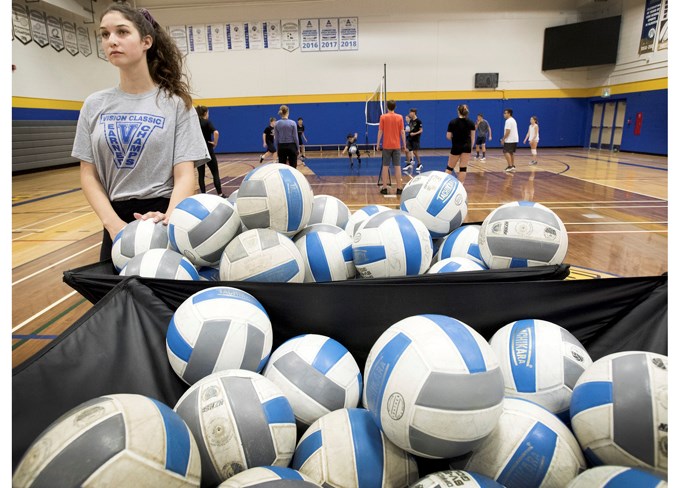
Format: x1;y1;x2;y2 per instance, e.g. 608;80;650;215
589;100;626;150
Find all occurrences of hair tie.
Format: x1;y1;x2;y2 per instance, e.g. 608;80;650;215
138;8;158;29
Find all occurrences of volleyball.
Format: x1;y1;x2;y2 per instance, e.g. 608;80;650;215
111;218;169;272
352;209;433;279
119;248;200;280
263;334;362;428
427;256;487;274
219;228;305;283
349;145;358;155
291;408;419;488
434;224;485;266
363;314;504;459
237;163;314;236
345;204;390;239
174;369;297;486
489;319;592;422
168;193;241;267
464;397;586;488
218;467;321;487
228;189;239;205
569;351;668;474
478;201;568;269
13;394;201;487
293;224;355;282
411;470;505;488
567;466;667;488
307;194;351;229
166;286;273;385
399;170;468;237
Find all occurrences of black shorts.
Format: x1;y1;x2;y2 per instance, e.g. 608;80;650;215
475;136;486;145
450;144;472;156
266;142;276;153
407;139;420;151
503;142;517;154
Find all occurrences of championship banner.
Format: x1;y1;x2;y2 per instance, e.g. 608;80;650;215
95;32;107;60
207;24;226;52
29;8;48;47
319;18;339;51
264;20;281;49
639;0;662;53
77;25;92;57
47;15;64;52
281;19;299;52
12;3;32;45
227;22;245;50
339;17;358;51
169;26;188;55
62;21;79;56
247;21;264;49
187;24;207;53
657;0;668;50
300;18;320;52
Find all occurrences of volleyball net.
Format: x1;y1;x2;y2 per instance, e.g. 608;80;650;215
365;75;385;126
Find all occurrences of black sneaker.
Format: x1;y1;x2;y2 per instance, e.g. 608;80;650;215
396;188;403;195
259;155;264;164
379;187;388;195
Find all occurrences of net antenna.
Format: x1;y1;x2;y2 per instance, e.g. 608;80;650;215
364;64;386;157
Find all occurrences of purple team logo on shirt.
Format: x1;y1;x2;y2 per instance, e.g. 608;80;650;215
99;113;165;169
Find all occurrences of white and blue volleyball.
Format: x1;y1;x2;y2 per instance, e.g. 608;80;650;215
263;334;362;428
363;314;504;459
307;195;351;229
219;228;305;283
168;193;241;267
570;351;668;475
478;201;568;269
435;225;485;266
399;171;468;237
489;319;592;423
111;218;169;272
166;286;273;385
464;397;586;488
291;408;418;488
293;224;355;282
352;210;433;279
237;163;314;236
411;470;506;488
427;257;487;274
227;189;239;205
13;394;201;487
345;204;390;239
119;248;200;280
198;266;221;281
174;369;297;486
566;466;667;488
218;467;321;487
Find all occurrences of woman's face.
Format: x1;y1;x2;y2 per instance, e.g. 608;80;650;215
100;11;151;69
530;117;535;124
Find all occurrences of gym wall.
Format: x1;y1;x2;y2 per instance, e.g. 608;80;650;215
11;0;667;171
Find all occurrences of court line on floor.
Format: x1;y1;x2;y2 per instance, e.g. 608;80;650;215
13;205;93;232
12;290;80;333
566;230;667;234
565;153;668;171
12;210;97;241
12;188;82;207
12;242;101;286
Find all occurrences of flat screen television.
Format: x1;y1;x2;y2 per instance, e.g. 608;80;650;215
542;16;622;70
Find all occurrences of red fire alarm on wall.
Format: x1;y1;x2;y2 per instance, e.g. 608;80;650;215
634;112;643;136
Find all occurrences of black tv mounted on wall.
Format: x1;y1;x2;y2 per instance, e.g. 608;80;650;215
542;16;622;71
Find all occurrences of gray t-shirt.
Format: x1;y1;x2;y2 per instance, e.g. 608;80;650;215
72;86;209;201
274;118;300;149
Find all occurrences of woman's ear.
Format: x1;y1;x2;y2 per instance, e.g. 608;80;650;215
142;34;153;51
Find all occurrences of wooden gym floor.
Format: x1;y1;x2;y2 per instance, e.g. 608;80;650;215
11;148;668;368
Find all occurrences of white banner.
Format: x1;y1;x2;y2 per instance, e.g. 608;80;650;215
246;21;264;49
169;25;188;55
47;15;64;52
207;24;226;52
29;8;48;47
339;17;359;51
77;25;92;57
264;20;281;48
62;21;78;56
227;22;245;50
187;24;207;53
12;3;32;45
319;18;339;51
658;0;668;50
281;19;299;52
300;18;319;52
95;32;107;61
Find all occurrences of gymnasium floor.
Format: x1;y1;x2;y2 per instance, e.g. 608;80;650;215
11;147;667;368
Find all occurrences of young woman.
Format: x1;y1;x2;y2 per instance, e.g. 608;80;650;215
72;2;209;261
524;116;540;165
445;104;476;183
196;105;224;197
274;105;300;168
297;117;308;164
259;117;276;163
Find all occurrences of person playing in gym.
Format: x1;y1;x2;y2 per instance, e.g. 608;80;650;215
445;104;475;184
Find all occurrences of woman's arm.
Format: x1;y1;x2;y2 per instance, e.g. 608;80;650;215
211;130;219;148
80;162;126;239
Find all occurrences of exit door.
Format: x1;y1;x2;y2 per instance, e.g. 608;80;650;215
589;100;626;150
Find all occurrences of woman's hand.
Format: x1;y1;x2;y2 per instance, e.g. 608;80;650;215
134;211;168;225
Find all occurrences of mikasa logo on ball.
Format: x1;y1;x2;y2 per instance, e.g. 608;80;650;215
544;227;557;241
437;179;455;202
511;327;534;367
387;392;405;420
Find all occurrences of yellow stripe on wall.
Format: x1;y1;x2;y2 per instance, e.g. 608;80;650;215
13;78;667;110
